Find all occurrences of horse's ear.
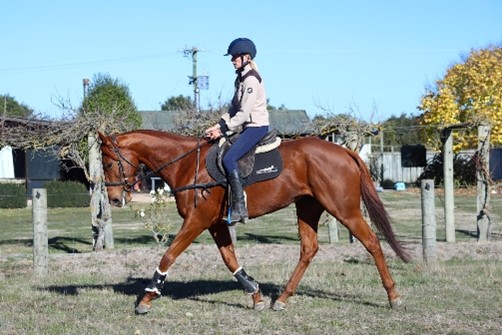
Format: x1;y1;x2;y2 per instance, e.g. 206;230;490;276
97;131;118;159
98;131;110;146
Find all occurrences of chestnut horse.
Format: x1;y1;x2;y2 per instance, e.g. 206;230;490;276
98;130;410;314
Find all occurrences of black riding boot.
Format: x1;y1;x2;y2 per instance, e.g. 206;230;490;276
228;169;248;224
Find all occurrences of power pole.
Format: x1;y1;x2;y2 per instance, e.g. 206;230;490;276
183;47;209;115
183;47;201;114
82;78;90;99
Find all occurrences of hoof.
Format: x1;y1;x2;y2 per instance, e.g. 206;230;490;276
390;297;404;309
253;300;266;311
271;300;286;311
135;303;151;315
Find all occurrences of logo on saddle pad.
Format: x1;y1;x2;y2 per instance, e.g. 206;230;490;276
256;165;278;175
206;131;283;187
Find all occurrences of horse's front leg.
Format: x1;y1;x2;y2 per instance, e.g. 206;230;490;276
208;223;266;311
135;217;207;314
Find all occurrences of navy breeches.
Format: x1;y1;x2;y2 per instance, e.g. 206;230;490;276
222;126;269;173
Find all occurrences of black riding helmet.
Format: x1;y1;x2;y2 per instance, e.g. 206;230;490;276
224;38;257;59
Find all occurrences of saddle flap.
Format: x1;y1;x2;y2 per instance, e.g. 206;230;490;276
206;135;283;188
215;130;280;178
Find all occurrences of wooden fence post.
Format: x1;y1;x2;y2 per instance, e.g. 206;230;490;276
442;128;455;242
89;131;114;250
477;124;491;241
32;188;48;276
327;217;339;243
421;179;437;264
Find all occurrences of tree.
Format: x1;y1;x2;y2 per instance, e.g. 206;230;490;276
312;112;378;152
79;73;141;251
82;73;141;129
267;101;287;110
380;113;422;147
418;45;502;150
161;95;194;111
74;73;141;183
0;94;33;117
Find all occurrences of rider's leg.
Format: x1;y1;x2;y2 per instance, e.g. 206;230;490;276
223;126;268;224
227;169;248;223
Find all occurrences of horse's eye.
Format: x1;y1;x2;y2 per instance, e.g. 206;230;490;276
104;162;113;170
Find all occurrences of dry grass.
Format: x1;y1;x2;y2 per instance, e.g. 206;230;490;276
1;189;502;334
1;242;502;335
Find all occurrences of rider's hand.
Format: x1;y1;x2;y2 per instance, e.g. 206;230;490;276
205;125;222;141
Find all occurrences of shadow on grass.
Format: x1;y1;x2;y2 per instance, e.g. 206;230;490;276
239;233;299;244
114;235;164;245
117;232;301;246
0;237;92;253
456;229;478;238
48;237;92;253
41;277;382;309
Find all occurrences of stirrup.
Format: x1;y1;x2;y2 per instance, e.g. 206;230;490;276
226;208;248;225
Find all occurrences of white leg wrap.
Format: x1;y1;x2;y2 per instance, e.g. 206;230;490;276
156;267;169;276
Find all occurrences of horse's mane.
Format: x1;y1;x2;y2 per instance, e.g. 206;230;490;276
119;129;203;145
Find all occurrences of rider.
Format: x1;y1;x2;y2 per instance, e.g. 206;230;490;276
205;37;269;224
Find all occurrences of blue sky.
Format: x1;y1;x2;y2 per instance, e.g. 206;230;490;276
1;1;501;122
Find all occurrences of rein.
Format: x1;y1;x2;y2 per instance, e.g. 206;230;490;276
105;136;224;199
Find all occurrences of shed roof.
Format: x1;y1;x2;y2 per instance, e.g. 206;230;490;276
140;109;313;136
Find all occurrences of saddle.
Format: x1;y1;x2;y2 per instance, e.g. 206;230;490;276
206;130;283;187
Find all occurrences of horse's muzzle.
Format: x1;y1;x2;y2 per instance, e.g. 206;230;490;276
109;191;131;207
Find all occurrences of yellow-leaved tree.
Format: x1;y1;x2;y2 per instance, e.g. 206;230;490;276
418;45;502;151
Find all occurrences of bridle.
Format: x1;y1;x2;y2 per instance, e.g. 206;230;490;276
104;137;223;200
103;145;141;193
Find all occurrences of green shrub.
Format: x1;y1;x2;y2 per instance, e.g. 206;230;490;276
0;183;26;208
417;153;476;187
45;181;90;208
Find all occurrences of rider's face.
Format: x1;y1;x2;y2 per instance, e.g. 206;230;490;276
231;54;250;69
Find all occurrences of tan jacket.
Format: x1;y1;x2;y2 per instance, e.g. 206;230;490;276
220;64;269;131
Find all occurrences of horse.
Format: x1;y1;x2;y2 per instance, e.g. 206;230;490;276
98;129;410;314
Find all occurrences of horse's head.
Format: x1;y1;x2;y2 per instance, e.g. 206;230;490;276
98;131;139;207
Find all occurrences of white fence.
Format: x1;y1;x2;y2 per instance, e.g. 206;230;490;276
378;152;430;183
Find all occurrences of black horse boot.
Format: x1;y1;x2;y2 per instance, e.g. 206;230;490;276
228;169;248;224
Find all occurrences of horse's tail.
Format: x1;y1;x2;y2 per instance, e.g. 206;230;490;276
348;151;411;263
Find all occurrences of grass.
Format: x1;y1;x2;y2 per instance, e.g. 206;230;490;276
3;187;500;255
1;187;501;334
0;245;501;334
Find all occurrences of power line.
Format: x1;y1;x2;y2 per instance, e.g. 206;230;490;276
0;52;178;75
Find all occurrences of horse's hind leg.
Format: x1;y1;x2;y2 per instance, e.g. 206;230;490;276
272;197;324;311
338;213;402;308
208;222;266;311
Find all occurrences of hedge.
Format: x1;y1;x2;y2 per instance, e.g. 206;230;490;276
45;180;90;208
0;183;26;208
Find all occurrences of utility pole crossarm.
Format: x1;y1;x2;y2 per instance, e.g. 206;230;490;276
183;46;202;113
